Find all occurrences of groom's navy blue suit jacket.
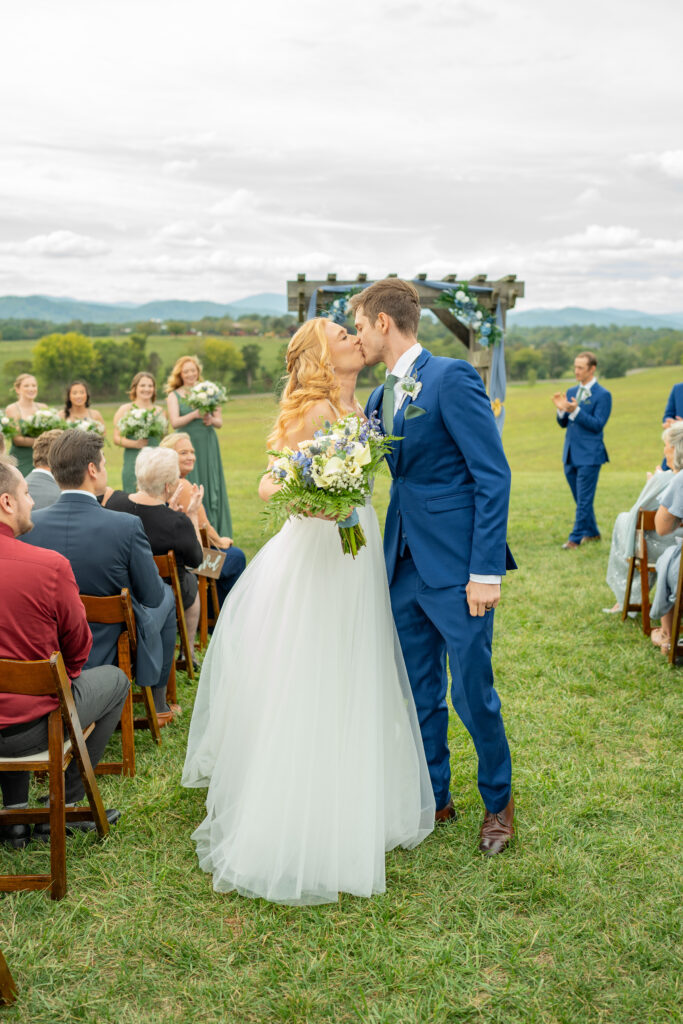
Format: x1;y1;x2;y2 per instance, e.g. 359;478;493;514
366;349;515;589
21;492;171;684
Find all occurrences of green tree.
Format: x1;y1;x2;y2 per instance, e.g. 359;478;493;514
508;347;544;381
165;321;189;336
600;344;634;379
233;344;262;389
32;332;95;397
91;339;133;397
200;338;245;383
3;358;33;392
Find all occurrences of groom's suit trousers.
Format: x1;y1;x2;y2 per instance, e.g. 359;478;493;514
390;549;512;815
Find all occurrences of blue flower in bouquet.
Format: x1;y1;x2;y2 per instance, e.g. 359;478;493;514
265;412;397;557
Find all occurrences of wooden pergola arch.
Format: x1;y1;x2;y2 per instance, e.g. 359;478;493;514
287;273;525;387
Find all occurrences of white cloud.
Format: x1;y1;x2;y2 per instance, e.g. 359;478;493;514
628;149;683;181
162;159;199;177
574;187;601;206
0;230;109;258
560;225;642;249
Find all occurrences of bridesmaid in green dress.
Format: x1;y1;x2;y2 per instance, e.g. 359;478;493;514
5;373;47;477
165;355;233;536
113;372;166;492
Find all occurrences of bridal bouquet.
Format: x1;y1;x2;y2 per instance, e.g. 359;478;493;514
66;418;106;435
266;412;394;557
19;409;66;437
186;381;228;415
0;409;18;443
117;406;167;441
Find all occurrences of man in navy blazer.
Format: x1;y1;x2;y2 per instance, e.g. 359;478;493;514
552;351;612;549
661;382;683;468
353;279;516;856
20;430;177;721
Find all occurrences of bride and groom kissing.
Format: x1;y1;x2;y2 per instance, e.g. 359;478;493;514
182;278;516;906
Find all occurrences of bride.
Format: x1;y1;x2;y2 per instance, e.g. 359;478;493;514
182;317;435;905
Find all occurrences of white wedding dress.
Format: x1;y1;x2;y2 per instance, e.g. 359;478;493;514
182;500;435;905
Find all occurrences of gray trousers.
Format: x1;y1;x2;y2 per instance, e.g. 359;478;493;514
0;666;129;806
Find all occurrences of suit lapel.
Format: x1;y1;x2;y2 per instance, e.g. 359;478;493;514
392;349;430;472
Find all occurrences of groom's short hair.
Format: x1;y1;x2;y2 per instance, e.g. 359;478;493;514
349;279;420;337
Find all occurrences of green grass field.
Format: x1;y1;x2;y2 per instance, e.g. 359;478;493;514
1;367;681;1023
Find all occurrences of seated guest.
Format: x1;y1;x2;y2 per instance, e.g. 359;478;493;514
0;456;128;847
105;447;203;656
25;428;63;510
160;432;246;607
604;423;683;611
659;382;683;468
649;463;683;653
19;430;178;725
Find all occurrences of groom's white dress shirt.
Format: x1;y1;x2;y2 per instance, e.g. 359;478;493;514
386;345;500;587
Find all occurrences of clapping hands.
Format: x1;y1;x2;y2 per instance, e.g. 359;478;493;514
169;481;204;517
552;391;577;414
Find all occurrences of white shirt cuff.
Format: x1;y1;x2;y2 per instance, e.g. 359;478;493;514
568;407;580;421
469;574;501;585
557;411;568;420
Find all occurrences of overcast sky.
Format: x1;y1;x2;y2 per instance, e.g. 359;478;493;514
1;0;681;311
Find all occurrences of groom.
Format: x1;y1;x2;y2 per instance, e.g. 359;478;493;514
351;279;516;855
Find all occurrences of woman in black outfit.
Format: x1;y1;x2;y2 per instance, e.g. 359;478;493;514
106;446;204;651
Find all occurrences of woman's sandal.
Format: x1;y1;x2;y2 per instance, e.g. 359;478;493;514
660;642;671;656
651;627;670;647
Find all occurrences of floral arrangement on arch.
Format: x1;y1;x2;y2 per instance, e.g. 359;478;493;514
320;287;362;325
436;284;502;348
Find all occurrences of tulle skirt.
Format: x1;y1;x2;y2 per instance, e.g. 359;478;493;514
182;502;435;905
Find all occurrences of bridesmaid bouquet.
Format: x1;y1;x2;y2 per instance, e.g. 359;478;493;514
266;412;395;557
186;381;228;415
118;406;167;441
66;418;105;435
19;409;66;437
0;409;18;443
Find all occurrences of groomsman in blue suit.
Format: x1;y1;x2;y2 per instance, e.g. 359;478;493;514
552;351;612;549
353;279;516;856
661;382;683;468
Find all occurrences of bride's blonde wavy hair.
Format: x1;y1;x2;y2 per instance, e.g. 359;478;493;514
268;318;341;446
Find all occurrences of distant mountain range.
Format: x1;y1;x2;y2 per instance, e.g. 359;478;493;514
508;307;683;330
0;293;289;323
1;294;682;330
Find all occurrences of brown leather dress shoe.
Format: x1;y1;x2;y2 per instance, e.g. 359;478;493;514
435;798;457;824
562;540;580;549
156;710;175;728
478;796;514;856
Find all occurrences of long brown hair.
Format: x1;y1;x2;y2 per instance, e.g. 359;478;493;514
129;371;157;402
165;356;203;395
268;319;341;446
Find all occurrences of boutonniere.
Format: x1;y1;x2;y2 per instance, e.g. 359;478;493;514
396;375;422;401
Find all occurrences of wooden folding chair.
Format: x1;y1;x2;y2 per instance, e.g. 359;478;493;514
0;652;109;901
666;548;683;666
0;949;17;1006
198;527;221;648
79;589;161;765
622;508;658;635
153;551;194;695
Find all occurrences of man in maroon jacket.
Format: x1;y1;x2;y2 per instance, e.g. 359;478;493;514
0;456;129;848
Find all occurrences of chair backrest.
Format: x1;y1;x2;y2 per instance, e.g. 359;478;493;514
0;651;65;697
79;588;137;655
637;508;658;532
199;526;209;547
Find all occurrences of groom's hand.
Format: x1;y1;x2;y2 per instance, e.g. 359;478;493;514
466;581;500;617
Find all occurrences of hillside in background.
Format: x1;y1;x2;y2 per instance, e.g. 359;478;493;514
0;292;289;323
2;294;683;330
508;307;683;330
